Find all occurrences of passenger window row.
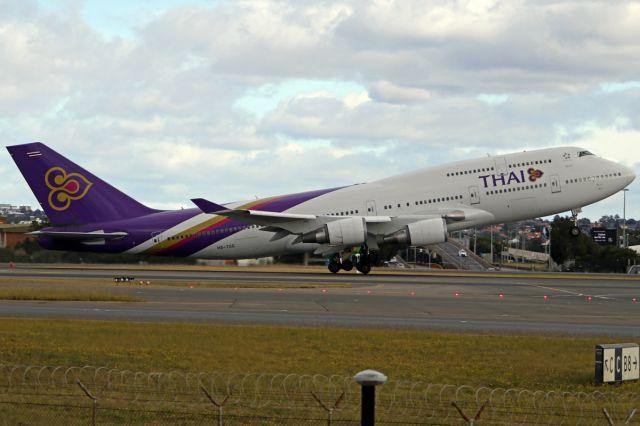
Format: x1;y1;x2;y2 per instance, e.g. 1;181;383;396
166;225;258;240
508;159;552;168
328;210;360;216
382;194;464;210
446;167;493;177
485;183;547;196
566;173;622;184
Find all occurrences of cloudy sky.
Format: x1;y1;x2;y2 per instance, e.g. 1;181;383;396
1;0;639;220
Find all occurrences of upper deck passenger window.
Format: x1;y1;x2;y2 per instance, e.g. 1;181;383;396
578;151;594;157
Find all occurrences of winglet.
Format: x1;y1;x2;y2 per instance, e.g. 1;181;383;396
191;198;229;214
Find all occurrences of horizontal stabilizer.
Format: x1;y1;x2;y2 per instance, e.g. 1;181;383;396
28;231;128;241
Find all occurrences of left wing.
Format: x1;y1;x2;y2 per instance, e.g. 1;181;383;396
191;198;493;254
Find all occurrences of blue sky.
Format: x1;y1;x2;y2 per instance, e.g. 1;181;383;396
1;0;639;222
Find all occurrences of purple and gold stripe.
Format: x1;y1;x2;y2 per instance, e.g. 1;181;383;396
142;186;343;257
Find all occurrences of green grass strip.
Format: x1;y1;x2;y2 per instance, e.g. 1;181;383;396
0;288;143;302
0;318;638;393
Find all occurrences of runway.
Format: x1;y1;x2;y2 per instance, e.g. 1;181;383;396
1;266;639;337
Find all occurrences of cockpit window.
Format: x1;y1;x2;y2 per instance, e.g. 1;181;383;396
578;150;594;157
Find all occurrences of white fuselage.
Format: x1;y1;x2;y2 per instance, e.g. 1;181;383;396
131;146;635;259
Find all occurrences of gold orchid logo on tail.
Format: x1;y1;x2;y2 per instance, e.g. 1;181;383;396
45;167;93;211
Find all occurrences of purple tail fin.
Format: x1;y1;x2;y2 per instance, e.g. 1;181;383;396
7;142;158;226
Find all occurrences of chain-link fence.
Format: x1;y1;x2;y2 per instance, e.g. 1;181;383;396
0;364;638;425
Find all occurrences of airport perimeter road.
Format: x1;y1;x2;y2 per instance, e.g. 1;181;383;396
0;267;639;337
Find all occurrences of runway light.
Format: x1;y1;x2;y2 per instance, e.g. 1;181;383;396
632;298;637;304
498;293;505;299
543;295;549;301
454;292;460;297
410;291;415;296
586;296;593;302
367;290;371;295
278;288;283;292
146;281;150;285
322;289;327;293
189;285;193;289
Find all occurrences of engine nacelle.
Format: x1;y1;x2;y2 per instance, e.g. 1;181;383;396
301;217;367;246
383;218;447;246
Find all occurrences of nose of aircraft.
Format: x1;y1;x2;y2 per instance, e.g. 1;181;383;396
624;164;636;186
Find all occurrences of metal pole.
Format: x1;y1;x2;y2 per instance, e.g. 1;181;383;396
548;228;552;272
623;189;629;248
490;226;494;264
473;228;477;255
361;386;375;426
201;386;230;426
354;370;387;426
77;380;97;426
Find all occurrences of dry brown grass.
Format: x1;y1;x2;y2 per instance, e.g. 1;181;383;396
0;288;143;302
0;318;637;393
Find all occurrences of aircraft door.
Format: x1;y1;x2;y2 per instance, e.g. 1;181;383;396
494;157;507;176
365;200;378;215
151;231;162;243
550;174;562;194
468;186;480;205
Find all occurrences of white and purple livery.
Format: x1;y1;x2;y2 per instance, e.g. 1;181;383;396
7;143;635;274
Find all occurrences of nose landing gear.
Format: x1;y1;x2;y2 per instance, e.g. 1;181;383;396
570;208;582;237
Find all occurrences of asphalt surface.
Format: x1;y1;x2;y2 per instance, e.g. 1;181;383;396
1;266;639;337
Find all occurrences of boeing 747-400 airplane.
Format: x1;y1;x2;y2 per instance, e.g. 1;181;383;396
7;143;635;274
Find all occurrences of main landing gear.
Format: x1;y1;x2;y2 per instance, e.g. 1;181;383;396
327;247;378;275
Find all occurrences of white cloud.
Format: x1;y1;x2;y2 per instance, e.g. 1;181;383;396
369;81;430;104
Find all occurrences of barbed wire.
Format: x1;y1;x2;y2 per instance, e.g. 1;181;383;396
1;364;639;425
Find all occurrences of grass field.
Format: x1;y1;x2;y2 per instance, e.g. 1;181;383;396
0;318;637;393
0;287;143;302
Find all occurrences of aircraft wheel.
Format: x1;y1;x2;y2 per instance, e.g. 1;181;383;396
342;259;354;271
328;262;341;274
367;251;379;265
569;226;581;237
356;261;372;275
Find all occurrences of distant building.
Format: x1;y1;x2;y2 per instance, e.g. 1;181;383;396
0;224;33;249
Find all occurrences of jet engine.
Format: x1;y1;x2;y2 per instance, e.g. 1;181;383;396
383;218;447;246
301;217;367;246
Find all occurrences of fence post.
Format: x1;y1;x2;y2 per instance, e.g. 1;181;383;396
354;370;387;426
311;391;345;425
201;386;231;426
76;380;97;426
603;408;637;426
452;400;487;426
